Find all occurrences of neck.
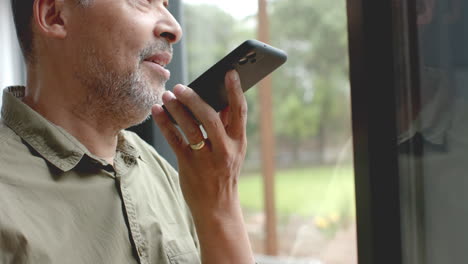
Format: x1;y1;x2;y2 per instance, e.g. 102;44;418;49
23;66;125;164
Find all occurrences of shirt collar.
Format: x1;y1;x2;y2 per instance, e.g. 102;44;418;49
1;86;140;172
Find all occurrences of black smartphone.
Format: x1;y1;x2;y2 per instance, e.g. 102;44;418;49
163;39;288;122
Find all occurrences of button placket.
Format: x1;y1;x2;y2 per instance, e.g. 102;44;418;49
116;173;148;264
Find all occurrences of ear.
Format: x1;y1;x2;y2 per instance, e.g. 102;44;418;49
33;0;67;39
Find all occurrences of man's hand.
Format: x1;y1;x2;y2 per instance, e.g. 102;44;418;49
152;70;255;264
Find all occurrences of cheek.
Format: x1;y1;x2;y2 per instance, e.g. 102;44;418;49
107;22;153;68
112;11;158;54
86;30;139;72
71;6;155;70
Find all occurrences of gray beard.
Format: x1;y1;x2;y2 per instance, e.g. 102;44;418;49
74;46;167;130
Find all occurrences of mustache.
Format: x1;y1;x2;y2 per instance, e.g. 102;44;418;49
139;40;173;62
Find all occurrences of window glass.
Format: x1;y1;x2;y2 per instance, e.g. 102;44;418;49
183;1;356;262
397;0;468;263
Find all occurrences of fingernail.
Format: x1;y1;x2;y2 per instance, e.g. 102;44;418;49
173;84;186;95
152;104;163;114
162;91;176;102
230;70;239;82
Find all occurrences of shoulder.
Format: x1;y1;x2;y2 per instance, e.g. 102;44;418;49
0;119;18;145
0;119;29;163
0;119;43;183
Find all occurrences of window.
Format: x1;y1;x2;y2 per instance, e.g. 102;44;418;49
182;1;356;262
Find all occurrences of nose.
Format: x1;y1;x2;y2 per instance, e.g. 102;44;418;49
154;8;183;44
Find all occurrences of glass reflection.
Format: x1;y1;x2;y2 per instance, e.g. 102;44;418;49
398;0;468;263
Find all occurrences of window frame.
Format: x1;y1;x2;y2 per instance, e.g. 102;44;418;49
346;0;404;263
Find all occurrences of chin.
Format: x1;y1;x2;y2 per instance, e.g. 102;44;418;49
128;111;153;129
121;107;153;130
150;81;167;97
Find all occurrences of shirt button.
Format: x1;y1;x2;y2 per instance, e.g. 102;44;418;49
138;246;144;256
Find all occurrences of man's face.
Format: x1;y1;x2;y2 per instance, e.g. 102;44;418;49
66;0;182;125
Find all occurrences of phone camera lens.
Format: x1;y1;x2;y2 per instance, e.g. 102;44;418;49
239;57;248;65
247;52;257;59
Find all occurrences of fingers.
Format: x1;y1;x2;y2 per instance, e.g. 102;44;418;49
219;106;230;129
151;104;189;157
161;70;247;154
161;88;206;147
171;84;227;148
225;70;248;138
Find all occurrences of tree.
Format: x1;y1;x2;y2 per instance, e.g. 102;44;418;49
269;0;351;163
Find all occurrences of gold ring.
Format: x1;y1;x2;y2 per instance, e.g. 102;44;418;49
189;139;206;150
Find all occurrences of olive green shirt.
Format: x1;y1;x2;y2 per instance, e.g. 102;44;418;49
0;87;201;264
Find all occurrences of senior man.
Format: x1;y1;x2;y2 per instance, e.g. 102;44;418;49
0;0;254;263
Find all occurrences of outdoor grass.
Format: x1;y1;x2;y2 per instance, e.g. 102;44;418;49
238;165;356;219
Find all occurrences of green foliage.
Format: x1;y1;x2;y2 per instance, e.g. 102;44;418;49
269;0;351;150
